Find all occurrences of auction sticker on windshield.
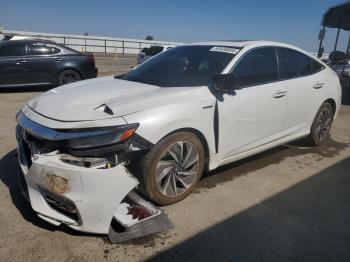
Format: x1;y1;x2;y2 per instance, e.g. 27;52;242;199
210;46;240;54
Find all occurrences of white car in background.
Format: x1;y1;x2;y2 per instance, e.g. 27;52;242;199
16;41;341;238
137;44;175;64
136;47;149;64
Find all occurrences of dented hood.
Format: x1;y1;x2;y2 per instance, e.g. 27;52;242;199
27;76;199;122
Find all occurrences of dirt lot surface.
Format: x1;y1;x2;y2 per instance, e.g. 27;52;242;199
0;61;350;261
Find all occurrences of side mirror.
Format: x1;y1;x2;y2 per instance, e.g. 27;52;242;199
211;74;240;92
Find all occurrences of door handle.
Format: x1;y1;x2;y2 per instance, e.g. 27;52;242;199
55;58;63;62
16;60;27;64
273;90;287;98
313;82;324;89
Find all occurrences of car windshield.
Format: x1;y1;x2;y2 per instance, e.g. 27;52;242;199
122;45;239;87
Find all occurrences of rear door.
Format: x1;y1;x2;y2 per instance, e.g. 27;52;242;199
25;43;62;85
276;47;326;134
0;42;28;86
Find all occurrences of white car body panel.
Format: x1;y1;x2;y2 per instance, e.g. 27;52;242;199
217;81;287;161
15;40;342;234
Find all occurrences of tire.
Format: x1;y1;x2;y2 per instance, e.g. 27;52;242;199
307;102;334;146
58;69;81;86
138;132;205;206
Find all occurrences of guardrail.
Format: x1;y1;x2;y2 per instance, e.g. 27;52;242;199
1;30;181;54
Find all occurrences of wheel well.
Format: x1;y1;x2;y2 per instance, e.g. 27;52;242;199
164;128;210;170
324;98;336;116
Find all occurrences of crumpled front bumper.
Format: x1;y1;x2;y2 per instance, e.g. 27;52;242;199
15;112;173;241
17;143;139;234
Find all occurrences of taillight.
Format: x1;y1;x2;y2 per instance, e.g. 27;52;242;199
86;54;95;63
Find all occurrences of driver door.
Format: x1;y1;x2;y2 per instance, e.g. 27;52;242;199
218;47;287;163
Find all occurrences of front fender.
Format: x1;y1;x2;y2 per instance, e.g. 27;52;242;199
123;103;216;155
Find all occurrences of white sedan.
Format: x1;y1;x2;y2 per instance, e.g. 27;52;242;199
16;41;341;237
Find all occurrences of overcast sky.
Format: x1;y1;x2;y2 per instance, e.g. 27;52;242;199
1;0;349;52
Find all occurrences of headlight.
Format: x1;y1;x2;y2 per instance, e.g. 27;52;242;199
67;123;139;149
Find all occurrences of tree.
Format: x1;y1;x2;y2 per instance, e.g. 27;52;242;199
145;35;154;41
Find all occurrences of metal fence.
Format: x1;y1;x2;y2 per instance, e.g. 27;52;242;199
1;30;181;54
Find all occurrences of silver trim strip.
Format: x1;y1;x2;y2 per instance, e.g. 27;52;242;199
16;111;118;141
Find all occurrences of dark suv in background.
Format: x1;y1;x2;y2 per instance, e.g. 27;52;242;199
0;39;97;88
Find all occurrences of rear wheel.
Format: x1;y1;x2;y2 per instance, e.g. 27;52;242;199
307;102;334;146
58;69;81;86
139;132;205;206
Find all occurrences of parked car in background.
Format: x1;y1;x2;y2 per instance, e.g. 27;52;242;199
0;39;97;88
16;41;341;235
138;45;175;64
329;60;350;78
137;47;149;64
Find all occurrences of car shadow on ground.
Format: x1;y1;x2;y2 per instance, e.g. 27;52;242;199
0;86;54;93
1;136;349;241
198;137;350;191
151;156;350;261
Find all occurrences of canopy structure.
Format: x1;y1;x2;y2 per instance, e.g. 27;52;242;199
317;1;350;58
322;2;350;30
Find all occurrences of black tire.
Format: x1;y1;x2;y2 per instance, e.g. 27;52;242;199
58;69;81;86
307;102;334;146
138;132;205;206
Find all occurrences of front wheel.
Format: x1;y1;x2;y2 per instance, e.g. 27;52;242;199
139;132;205;205
307;102;334;146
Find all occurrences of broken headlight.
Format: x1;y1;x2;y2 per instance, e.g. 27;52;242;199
67;123;139;150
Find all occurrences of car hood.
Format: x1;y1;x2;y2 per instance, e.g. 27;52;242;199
27;76;200;122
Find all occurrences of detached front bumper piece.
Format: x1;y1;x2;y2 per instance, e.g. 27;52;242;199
16;116;173;243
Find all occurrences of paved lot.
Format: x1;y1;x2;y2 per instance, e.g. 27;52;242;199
94;53;137;76
0;65;350;261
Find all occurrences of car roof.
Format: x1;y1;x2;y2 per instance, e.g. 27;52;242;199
1;39;57;45
185;40;313;58
188;40;303;50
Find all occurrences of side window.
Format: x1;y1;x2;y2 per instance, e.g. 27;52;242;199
0;43;26;57
28;43;60;56
232;47;278;88
278;48;312;80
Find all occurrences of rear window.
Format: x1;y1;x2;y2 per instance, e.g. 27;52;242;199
0;43;26;57
146;46;164;56
28;43;61;55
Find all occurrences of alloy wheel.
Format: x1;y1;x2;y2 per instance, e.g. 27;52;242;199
155;141;199;197
60;71;80;85
315;107;332;141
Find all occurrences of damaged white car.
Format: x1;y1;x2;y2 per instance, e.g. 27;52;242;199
16;41;341;242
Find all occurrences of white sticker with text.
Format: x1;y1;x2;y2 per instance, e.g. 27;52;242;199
210;46;240;54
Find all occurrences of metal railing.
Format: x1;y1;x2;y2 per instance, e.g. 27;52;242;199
1;30;180;54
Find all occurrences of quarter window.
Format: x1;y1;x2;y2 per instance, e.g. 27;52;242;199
310;58;325;73
231;47;278;88
0;43;26;57
278;48;312;79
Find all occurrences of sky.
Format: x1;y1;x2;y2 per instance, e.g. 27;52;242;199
0;0;349;52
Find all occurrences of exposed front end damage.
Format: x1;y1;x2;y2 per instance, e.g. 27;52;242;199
16;112;173;243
